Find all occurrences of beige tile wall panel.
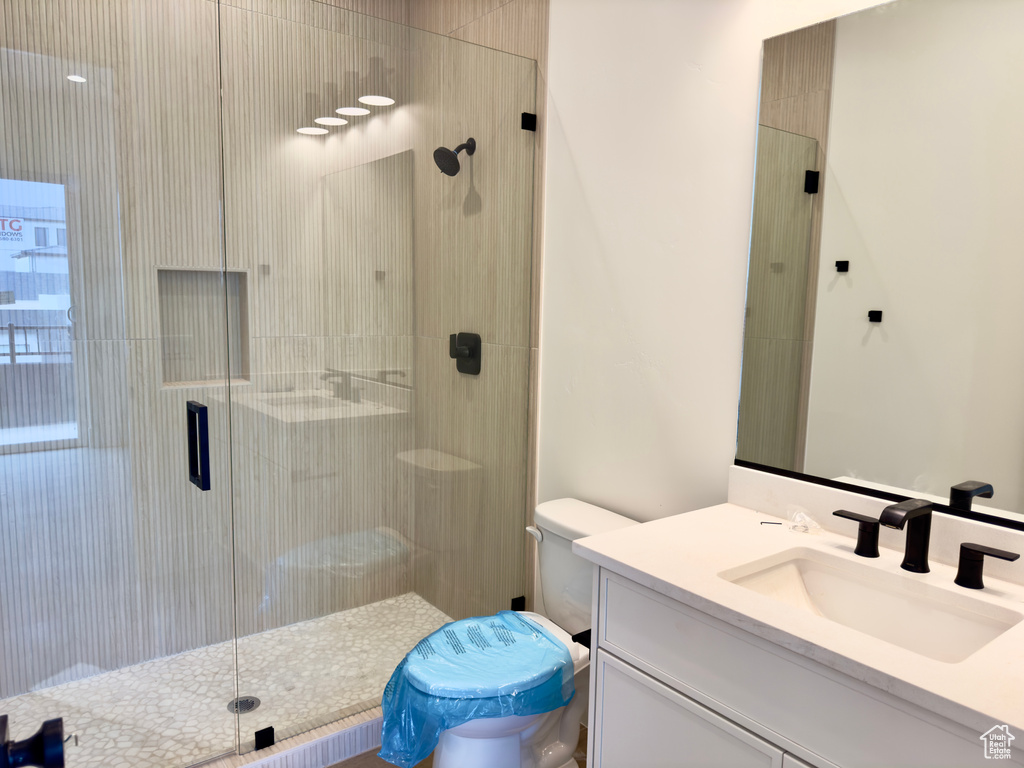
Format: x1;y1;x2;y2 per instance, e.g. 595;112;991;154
0;66;123;344
761;20;835;103
407;0;513;36
126;340;236;662
413;336;528;620
744;127;818;343
441;0;547;540
0;0;144;699
751;20;837;471
736;337;806;471
219;1;423;657
120;0;223;342
220;5;416;343
525;344;539;607
321;336;413;386
322;152;413;338
158;269;249;385
415;43;535;347
321;0;409;24
226;0;409;24
739;127;816;471
449;0;549;64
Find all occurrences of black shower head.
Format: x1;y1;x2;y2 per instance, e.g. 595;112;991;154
433;137;476;176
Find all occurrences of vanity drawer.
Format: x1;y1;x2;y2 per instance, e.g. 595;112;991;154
596;568;1016;768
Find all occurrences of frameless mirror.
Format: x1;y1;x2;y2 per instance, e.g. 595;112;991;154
737;0;1024;527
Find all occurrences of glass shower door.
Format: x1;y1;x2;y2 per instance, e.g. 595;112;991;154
219;0;537;752
0;2;237;766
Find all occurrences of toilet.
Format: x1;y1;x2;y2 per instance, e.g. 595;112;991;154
380;498;637;768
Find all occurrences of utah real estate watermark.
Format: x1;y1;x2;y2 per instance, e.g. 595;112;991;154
981;725;1015;760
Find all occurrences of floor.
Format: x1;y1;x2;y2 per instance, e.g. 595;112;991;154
330;726;589;768
0;593;450;768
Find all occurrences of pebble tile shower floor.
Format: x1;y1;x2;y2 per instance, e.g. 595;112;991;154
0;594;449;768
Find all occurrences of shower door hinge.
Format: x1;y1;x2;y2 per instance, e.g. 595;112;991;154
521;112;537;131
804;170;820;194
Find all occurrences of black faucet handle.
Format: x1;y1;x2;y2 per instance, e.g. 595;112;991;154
954;543;1020;590
949;481;994;512
832;510;880;558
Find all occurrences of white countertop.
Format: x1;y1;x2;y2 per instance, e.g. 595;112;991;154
228;389;403;424
574;503;1024;734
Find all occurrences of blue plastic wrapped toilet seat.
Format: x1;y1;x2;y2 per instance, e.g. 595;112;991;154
378;611;574;768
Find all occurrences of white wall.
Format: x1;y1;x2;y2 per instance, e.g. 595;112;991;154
538;0;892;522
806;0;1024;511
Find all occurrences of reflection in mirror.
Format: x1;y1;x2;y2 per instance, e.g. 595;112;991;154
737;0;1024;526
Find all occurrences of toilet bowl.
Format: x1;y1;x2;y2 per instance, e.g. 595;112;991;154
430;612;589;768
379;499;637;768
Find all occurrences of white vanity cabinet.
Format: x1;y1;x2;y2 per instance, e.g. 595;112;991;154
588;567;1023;768
593;651;786;767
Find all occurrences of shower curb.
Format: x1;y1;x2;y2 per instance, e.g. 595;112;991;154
204;713;383;768
246;717;382;768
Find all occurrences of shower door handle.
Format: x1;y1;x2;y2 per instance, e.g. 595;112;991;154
187;401;211;491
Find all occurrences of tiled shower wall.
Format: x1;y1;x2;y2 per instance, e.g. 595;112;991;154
386;0;550;612
325;0;551;615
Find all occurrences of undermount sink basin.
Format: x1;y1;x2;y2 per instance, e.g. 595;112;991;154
720;547;1023;663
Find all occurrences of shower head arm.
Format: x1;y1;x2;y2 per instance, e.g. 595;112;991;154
453;138;476;157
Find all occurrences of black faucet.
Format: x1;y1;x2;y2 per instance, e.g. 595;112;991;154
954;543;1020;589
321;368;359;402
879;499;934;573
832;510;880;558
378;369;406;385
949;481;994;512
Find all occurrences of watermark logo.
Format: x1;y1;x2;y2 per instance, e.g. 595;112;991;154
981;725;1015;760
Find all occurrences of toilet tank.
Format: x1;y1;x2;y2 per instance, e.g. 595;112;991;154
533;498;638;635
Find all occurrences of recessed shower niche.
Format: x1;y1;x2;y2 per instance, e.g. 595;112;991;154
157;268;250;386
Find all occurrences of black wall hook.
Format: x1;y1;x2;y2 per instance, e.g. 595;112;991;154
449;332;481;375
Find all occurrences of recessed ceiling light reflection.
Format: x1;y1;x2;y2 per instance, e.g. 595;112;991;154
336;107;371;116
314;117;348;126
297;127;329;135
67;75;87;83
358;95;395;107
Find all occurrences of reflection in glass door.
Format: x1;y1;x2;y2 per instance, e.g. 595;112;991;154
220;1;537;752
1;178;78;450
0;4;237;767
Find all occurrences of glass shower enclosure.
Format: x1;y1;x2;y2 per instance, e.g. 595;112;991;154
0;1;536;766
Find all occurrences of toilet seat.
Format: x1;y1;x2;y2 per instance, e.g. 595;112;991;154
404;611;574;700
379;610;577;767
517;612;588;670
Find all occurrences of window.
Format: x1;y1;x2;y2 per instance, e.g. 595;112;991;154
57;228;66;246
35;226;48;246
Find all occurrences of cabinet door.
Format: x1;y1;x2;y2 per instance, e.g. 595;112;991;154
593;651;784;768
